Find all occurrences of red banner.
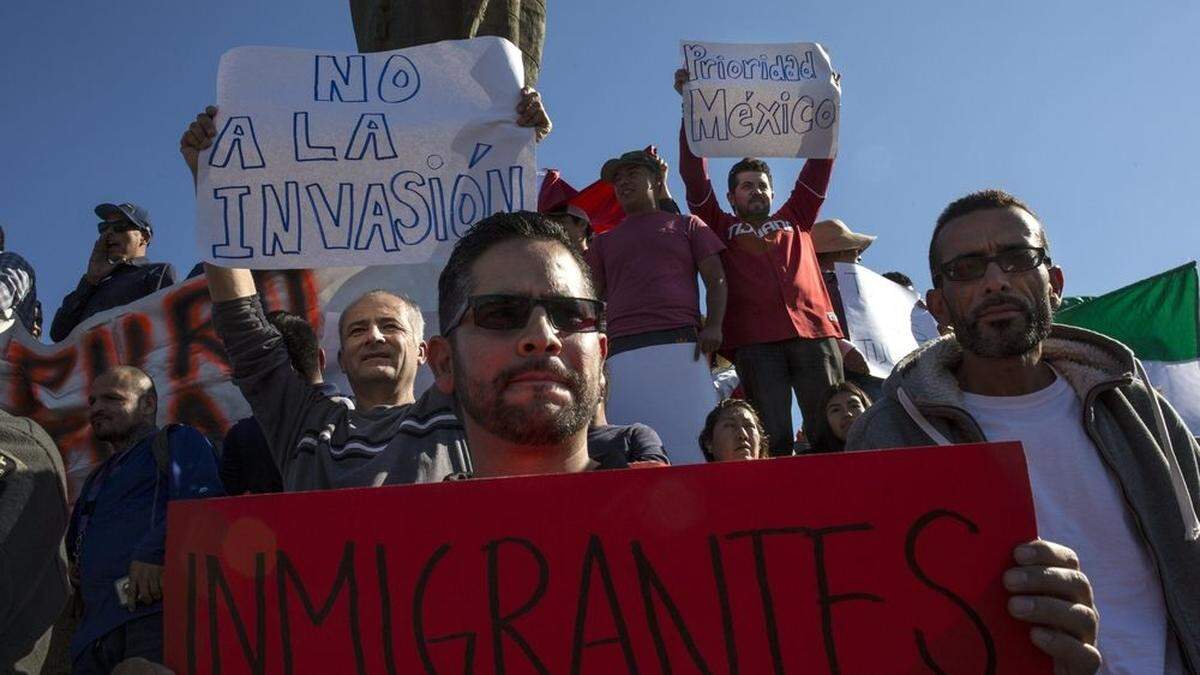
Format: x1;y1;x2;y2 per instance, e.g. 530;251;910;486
164;442;1049;674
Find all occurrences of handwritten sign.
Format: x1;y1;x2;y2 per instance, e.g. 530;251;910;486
680;40;840;158
197;38;536;269
164;443;1050;673
837;262;940;378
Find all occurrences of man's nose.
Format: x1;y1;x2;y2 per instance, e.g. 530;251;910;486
518;307;563;356
367;324;386;342
979;260;1013;292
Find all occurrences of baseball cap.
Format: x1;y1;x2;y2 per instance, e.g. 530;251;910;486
95;202;153;237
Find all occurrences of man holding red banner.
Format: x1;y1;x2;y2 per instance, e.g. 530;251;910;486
849;189;1200;671
674;68;845;458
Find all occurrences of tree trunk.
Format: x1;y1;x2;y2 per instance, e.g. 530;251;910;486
348;0;546;85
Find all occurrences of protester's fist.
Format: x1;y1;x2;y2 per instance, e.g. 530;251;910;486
128;560;164;608
643;145;671;201
86;236;118;285
180;106;219;181
696;323;722;361
516;87;552;142
674;68;689;95
1004;540;1101;674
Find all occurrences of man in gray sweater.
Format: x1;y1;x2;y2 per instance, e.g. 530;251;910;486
847;189;1199;673
183;109;470;490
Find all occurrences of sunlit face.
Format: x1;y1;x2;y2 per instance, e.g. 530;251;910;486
927;207;1063;359
825;390;867;442
434;239;607;446
99;215;148;262
611;165;656;213
88;372;152;442
709;406;762;461
337;293;424;396
727;170;774;220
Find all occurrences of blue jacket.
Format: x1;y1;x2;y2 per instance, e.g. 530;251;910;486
50;257;174;342
65;424;223;661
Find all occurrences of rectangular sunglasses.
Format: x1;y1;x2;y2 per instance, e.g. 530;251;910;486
444;294;605;334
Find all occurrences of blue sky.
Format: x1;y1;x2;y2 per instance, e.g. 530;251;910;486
3;1;1199;337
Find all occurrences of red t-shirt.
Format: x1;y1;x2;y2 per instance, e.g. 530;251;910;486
678;123;843;352
586;210;725;339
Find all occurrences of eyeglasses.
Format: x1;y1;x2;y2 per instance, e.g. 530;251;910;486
937;246;1050;283
97;221;141;235
443;294;606;335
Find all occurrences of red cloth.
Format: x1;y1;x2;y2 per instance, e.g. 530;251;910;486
677;123;843;353
538;170;624;234
585;211;725;339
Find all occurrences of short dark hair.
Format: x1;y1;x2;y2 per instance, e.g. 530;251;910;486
437;211;595;333
807;381;873;454
882;271;914;289
266;310;322;382
928;189;1046;286
727;158;773;193
0;224;5;251
698;398;770;461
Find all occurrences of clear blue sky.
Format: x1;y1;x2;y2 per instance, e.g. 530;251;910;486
3;1;1198;338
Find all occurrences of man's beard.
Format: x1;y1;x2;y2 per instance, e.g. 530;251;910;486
951;293;1053;358
455;354;599;445
736;198;770;220
91;415;137;444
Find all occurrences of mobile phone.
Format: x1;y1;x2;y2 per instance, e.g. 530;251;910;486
114;575;135;610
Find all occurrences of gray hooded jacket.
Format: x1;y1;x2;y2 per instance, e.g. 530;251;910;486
846;324;1200;671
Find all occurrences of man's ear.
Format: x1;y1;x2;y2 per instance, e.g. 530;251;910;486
336;348;347;374
139;392;158;423
416;340;428;365
1048;265;1065;311
597;333;608;363
926;287;951;329
426;336;455;394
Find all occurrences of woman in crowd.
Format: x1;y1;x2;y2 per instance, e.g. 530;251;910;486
699;398;770;461
807;382;873;454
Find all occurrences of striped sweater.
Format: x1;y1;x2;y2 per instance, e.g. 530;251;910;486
212;295;469;492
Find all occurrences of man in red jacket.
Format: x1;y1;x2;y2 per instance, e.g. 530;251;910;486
674;68;844;456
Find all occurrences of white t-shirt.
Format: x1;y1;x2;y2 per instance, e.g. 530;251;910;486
961;372;1182;675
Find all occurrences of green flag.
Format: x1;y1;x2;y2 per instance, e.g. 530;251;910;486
1055;262;1200;431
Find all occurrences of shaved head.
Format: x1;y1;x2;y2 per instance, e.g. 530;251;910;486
89;365;158;443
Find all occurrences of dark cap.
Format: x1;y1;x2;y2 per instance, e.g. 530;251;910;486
95;202;153;237
600;150;661;184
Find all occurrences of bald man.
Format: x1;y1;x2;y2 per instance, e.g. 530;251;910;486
66;366;223;674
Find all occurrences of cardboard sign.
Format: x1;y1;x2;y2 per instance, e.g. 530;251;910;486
836;262;940;378
164;442;1050;673
0;271;322;501
680;41;840;158
197;37;537;268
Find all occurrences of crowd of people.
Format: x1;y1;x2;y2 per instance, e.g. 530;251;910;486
2;65;1198;675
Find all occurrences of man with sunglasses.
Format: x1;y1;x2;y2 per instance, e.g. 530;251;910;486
49;203;175;342
426;211;622;476
847;189;1200;672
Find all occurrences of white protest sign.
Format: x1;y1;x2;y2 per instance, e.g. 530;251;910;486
680;40;840;158
836;262;940;378
197;37;536;269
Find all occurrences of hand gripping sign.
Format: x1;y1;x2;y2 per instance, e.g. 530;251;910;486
164;443;1052;673
196;37;537;269
680;40;840;158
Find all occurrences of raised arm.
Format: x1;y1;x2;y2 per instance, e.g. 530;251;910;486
776;158;835;231
181;106;313;474
674;68;727;229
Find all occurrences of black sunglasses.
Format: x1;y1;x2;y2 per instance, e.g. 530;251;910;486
937;246;1050;283
443;294;606;335
97;220;141;235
